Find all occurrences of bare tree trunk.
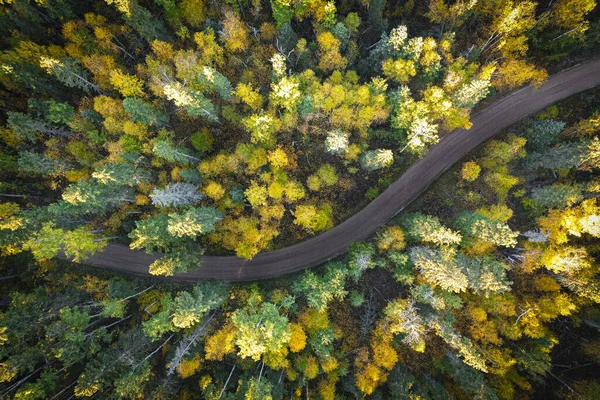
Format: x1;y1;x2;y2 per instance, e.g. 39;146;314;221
218;364;236;399
136;334;174;370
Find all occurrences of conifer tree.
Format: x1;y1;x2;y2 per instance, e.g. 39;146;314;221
123;98;168;126
150;183;204;208
455;212;519;248
231;302;291;361
171;282;227;329
153;139;200;166
18;150;67;175
39;57;101;93
167;207;223;238
409;246;469;293
292;262;348;311
163;82;218;121
402;213;463;246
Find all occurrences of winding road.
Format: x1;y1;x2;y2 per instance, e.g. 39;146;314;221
75;58;600;282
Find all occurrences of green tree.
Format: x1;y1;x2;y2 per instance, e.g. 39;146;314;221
522;119;566;150
409;246;468;293
190;130;214;153
7;112;69;142
457;254;512;296
308;327;337;359
292;262;348;311
522;141;585;171
153;139;200;166
530;183;584;209
455;212;519;248
231;302;291;361
167;207;223;238
39;57;101;93
163;82;218;121
441;353;498;399
45;100;75;124
18;151;67;175
196;66;232;99
92;163;151;186
348;242;377;280
143;295;175;340
122;97;168;126
171;282;227;328
128;209;218;276
402;213;462;246
237;376;274;400
276;23;297;52
124;3;169;42
59;179;135;214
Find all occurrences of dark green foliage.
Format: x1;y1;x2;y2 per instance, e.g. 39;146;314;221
530;183;584;208
125;3;170;42
45;100;75;124
153;139;200;166
46;57;101;93
179;168;203;184
123;98;168;126
18;150;66;175
190;130;214;153
332;22;350;46
521;141;586;171
8;112;61;142
229;185;245;203
271;0;293;27
386;366;451;399
197;67;232;99
522;119;566;150
388;251;415;285
308;327;336;358
454;211;518;247
297;95;314;115
277;23;298;54
440;353;499;399
292;261;348;311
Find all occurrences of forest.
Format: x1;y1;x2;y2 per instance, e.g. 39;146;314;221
0;0;599;398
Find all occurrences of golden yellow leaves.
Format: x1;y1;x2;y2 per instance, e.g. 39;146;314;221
109;70;144;97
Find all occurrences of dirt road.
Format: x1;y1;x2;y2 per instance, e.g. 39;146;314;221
75;58;600;281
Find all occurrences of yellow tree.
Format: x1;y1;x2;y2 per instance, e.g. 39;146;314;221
426;0;478;30
110;70;145;97
474;0;548;90
221;9;250;53
492;59;548;91
317;32;346;72
551;0;596;32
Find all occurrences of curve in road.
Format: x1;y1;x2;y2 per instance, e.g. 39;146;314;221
75;58;600;282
